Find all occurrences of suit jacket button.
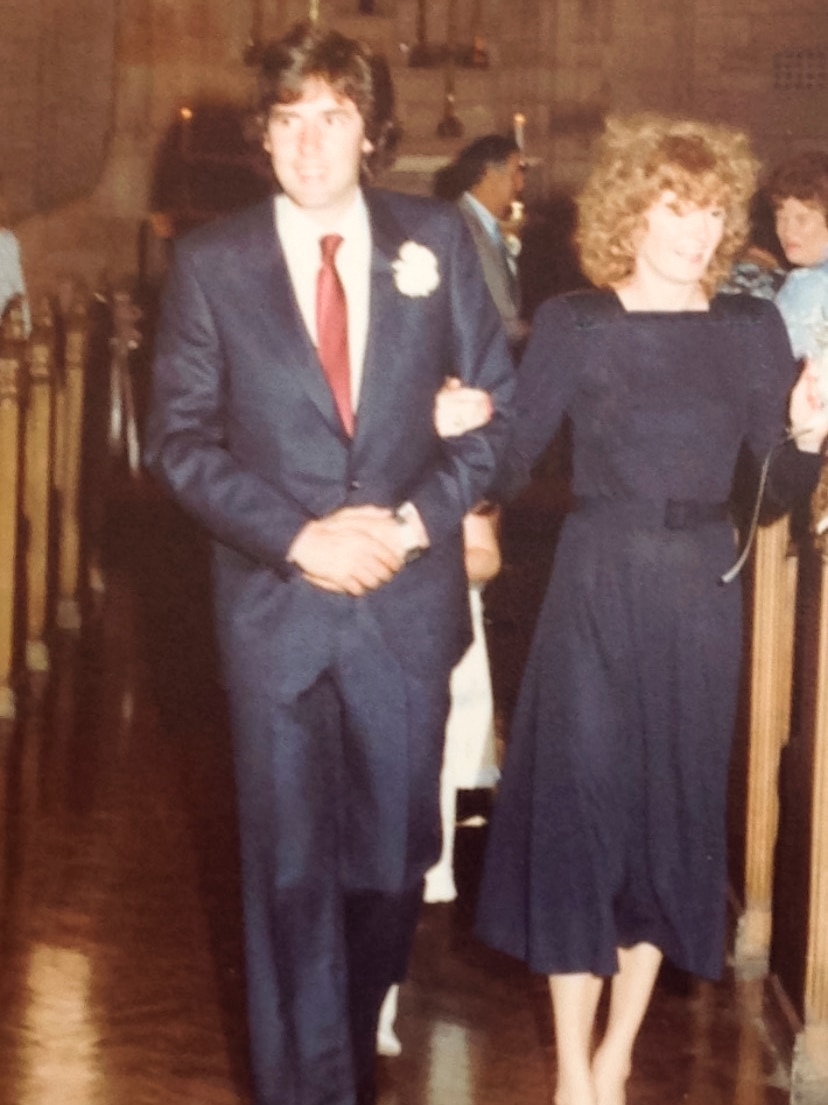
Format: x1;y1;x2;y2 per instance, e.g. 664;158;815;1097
349;480;361;491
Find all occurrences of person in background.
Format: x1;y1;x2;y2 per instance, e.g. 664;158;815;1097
376;500;501;1057
720;242;786;300
375;137;526;1061
435;134;528;351
420;137;526;911
0;179;30;333
443;113;828;1105
768;151;828;370
145;21;513;1105
424;502;501;907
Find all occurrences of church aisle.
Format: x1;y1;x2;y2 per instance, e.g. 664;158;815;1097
0;491;790;1105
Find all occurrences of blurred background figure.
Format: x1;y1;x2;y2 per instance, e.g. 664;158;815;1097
435;134;529;351
767;150;828;367
377;134;527;1061
377;488;503;1061
0;177;30;332
720;242;786;300
423;502;502;907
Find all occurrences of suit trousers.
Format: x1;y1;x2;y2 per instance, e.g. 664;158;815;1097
229;607;450;1105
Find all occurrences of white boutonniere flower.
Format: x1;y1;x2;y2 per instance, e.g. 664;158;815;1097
392;241;440;297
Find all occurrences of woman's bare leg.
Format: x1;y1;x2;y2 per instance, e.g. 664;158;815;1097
591;942;662;1105
548;972;604;1105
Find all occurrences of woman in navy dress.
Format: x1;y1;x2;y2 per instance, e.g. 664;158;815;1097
452;115;828;1105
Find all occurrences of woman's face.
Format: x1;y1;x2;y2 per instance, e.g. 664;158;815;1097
774;197;828;268
633;190;725;291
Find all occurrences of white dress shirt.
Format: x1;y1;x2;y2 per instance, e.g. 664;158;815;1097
276;191;372;410
463;191;517;278
276;190;428;551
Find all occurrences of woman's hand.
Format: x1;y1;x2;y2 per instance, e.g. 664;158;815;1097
434;377;494;438
789;358;828;453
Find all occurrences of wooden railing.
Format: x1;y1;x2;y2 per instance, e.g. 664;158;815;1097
735;513;798;970
0;301;26;718
23;297;59;671
0;283;141;720
734;474;828;1100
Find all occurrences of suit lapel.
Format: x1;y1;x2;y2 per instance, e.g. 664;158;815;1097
250;191;416;444
458;194;515;311
248;199;347;434
354;190;411;445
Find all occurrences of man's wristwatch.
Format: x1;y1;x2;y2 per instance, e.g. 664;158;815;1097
395;502;427;565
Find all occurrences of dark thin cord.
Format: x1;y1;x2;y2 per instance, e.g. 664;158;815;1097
719;432;794;585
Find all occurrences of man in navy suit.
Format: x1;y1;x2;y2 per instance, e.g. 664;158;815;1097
145;21;513;1105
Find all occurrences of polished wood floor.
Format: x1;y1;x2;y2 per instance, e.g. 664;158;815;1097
0;485;792;1105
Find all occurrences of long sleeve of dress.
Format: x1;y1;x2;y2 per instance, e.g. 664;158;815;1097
489;297;579;501
745;298;822;508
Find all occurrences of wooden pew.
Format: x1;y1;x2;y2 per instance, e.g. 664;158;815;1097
0;301;27;718
734;513;799;973
734;465;828;1100
0;283;112;708
54;289;89;631
787;476;828;1099
22;298;58;673
80;282;145;599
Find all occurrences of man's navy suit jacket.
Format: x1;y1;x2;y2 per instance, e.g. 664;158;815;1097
145;187;514;718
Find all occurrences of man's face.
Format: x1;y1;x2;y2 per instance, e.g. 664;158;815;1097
485;152;526;219
264;78;374;226
774;196;828;267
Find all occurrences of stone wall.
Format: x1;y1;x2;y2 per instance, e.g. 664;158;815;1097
0;0;825;292
529;0;828;188
0;0;116;221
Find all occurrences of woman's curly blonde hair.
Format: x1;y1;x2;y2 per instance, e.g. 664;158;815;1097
576;114;759;297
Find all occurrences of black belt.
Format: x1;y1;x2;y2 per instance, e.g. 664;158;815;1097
573;496;731;530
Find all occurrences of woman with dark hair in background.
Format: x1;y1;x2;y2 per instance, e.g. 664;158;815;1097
768;150;828;374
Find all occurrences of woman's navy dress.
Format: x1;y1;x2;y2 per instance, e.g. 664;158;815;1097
475;290;818;981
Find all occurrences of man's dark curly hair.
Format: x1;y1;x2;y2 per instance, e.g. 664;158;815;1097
433;134;521;201
257;21;399;178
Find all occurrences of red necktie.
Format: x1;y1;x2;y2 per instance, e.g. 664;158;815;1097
316;234;354;436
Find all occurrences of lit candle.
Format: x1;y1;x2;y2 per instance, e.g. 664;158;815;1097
180;106;193;160
513;112;526;151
